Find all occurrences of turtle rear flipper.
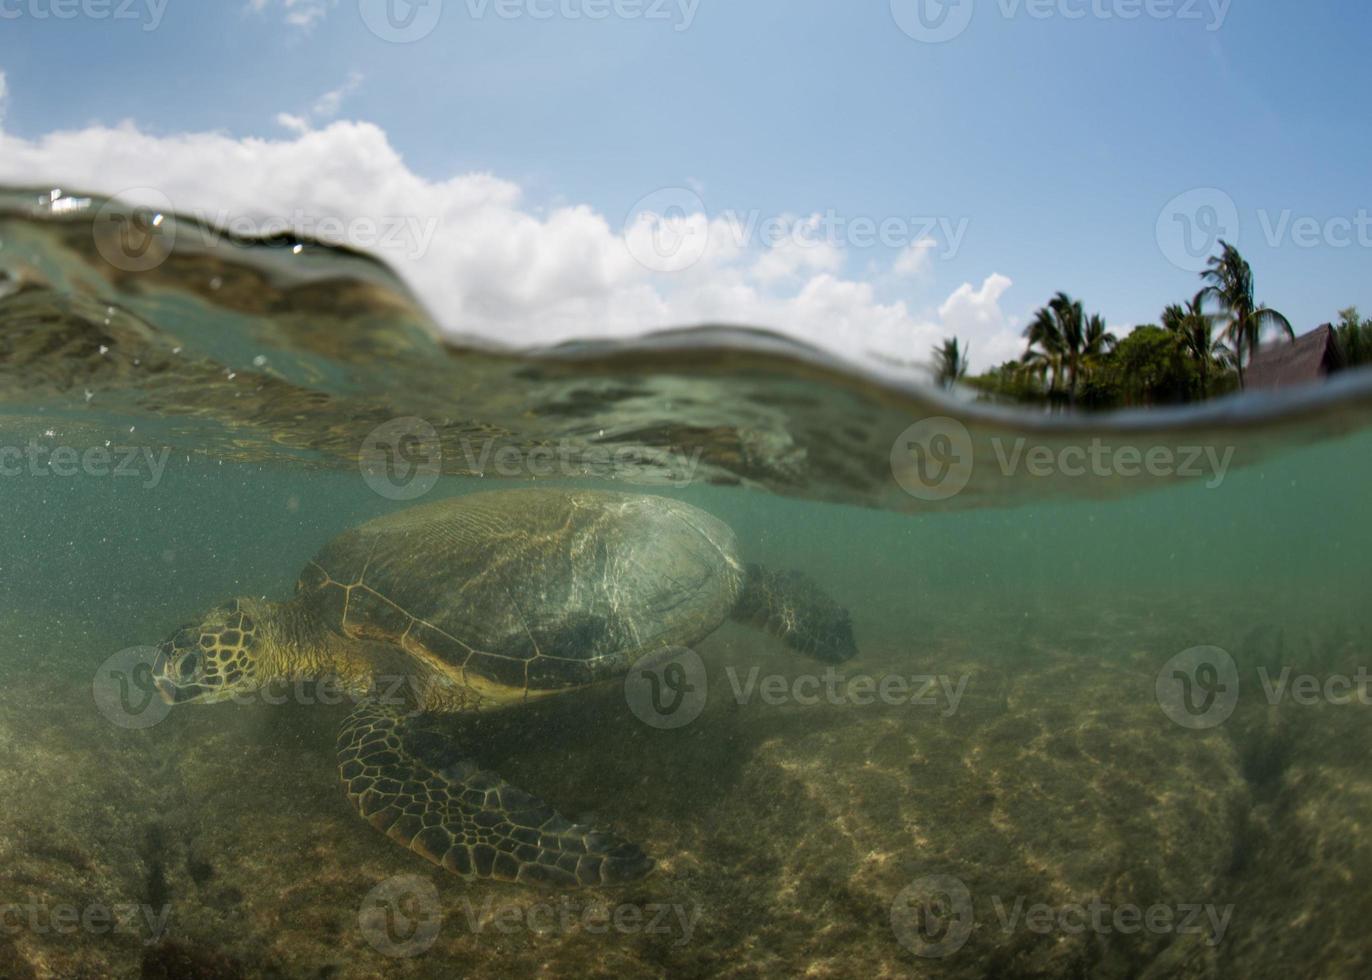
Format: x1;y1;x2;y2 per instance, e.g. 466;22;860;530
336;701;653;887
731;563;858;664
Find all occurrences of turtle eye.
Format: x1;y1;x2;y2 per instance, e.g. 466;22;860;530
178;653;201;679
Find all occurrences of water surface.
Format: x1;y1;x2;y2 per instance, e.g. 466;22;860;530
0;188;1368;979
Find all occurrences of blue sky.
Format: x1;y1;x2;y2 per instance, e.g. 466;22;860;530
0;0;1368;369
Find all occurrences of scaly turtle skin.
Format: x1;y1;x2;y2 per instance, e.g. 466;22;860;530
151;489;857;887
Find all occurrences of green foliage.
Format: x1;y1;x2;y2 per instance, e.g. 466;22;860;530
1335;307;1372;368
1102;326;1198;406
1020;292;1116;406
1198;240;1293;388
956;244;1372;410
932;337;970;389
964;243;1311;410
965;361;1050;405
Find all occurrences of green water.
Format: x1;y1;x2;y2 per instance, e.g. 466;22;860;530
5;431;1368;650
1;188;1370;979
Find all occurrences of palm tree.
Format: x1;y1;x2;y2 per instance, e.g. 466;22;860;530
1022;293;1071;400
1081;312;1118;379
1022;293;1115;405
1162;291;1233;399
1335;307;1371;368
932;337;970;389
1199;241;1293;389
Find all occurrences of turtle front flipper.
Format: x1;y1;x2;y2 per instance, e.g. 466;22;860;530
731;563;859;664
336;700;653;887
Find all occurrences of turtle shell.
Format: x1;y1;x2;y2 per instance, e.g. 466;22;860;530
295;489;744;693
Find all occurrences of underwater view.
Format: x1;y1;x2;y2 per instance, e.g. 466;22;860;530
2;187;1371;979
3;3;1372;978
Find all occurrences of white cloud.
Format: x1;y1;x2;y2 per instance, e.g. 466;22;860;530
938;275;1023;368
311;71;363;121
248;0;333;30
892;238;936;279
274;112;310;135
276;72;363;134
747;216;845;285
0;71;8;127
0;107;1019;373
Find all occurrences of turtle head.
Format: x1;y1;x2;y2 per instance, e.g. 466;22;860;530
151;598;267;705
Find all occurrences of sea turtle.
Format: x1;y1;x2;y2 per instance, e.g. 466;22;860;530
150;488;857;887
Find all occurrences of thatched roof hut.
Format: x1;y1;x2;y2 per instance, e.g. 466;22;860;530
1246;325;1343;390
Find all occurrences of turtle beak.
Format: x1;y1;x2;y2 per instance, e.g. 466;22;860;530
154;674;184;705
149;649;179;704
150;648;207;704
